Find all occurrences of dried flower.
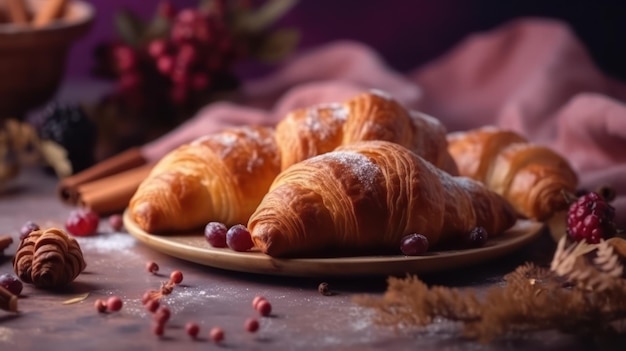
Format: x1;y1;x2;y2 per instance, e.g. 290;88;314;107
355;237;626;342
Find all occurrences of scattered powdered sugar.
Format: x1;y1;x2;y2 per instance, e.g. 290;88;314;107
324;151;381;190
76;232;137;255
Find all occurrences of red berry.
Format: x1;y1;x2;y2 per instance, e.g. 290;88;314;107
400;233;429;255
256;300;272;317
94;299;107;313
185;322;200;338
148;39;169;58
244;317;259;333
252;295;266;309
169;270;183;284
146;261;159;274
156;55;175;75
463;227;489;248
226;224;254;252
209;327;224;343
152;322;165;336
0;273;23;296
19;221;39;240
567;192;616;243
109;214;123;231
113;45;138;72
154;306;171;324
145;299;160;313
106;296;123;312
205;222;228;248
65;209;99;236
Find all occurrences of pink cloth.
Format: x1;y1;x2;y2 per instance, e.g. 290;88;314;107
143;17;626;227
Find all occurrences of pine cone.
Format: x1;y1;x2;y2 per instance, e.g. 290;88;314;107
13;228;86;289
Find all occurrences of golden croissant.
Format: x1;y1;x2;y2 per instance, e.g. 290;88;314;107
248;140;517;257
275;90;459;174
129;126;281;233
446;126;578;220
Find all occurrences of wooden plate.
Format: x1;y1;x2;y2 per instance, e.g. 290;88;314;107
123;210;544;277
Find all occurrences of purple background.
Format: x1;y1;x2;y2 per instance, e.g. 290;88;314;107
67;0;626;81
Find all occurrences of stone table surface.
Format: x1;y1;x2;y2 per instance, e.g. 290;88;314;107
0;168;600;351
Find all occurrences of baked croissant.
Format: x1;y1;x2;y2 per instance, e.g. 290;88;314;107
129;126;281;233
446;126;578;220
275;90;459;174
248;140;516;258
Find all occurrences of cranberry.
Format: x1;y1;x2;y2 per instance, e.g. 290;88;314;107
0;273;23;296
185;322;200;338
245;317;259;333
169;270;183;284
146;261;159;274
65;209;99;236
19;221;39;240
156;55;174;75
226;224;254;252
108;214;123;232
152;322;165;336
205;222;228;248
256;300;272;317
400;233;429;256
154;306;171;324
209;327;224;343
106;296;123;312
145;299;160;313
252;295;266;309
464;227;489;248
94;299;107;313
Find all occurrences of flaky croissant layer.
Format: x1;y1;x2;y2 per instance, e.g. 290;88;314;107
248;141;516;257
447;126;578;220
129;126;281;233
276;90;459;175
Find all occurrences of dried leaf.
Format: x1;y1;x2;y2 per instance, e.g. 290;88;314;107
251;28;299;62
114;9;146;47
62;293;90;305
235;0;298;33
39;140;71;178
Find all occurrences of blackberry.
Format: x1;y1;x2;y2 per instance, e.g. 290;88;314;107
38;103;97;173
566;192;616;243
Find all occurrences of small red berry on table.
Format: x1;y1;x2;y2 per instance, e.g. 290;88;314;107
244;317;259;333
210;327;224;343
256;300;272;317
185;322;200;338
169;270;183;284
106;296;123;312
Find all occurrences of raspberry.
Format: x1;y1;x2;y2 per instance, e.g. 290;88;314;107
566;192;616;243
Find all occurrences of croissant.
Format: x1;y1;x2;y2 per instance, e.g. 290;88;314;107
275;90;459;174
446;126;578;220
129;126;281;233
248;140;516;258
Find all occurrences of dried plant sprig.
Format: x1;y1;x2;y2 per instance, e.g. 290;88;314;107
355;238;626;343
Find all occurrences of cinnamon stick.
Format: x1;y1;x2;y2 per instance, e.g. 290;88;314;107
0;286;18;312
76;164;154;215
58;147;147;205
0;235;13;253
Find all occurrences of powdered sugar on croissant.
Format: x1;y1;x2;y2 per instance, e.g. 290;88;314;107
248;140;516;257
275;90;459;174
129;125;280;233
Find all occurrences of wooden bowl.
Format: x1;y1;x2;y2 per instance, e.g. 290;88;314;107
0;0;94;119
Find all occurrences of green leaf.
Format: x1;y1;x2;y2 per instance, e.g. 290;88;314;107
114;9;146;47
252;28;300;62
236;0;298;34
